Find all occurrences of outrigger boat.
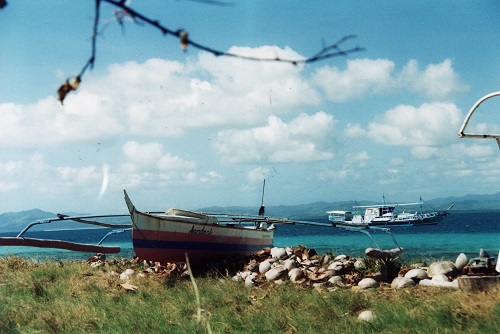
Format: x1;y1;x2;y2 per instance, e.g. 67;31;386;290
328;197;452;228
124;188;407;263
126;190;292;262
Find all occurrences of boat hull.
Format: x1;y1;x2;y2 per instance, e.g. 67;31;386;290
125;191;273;263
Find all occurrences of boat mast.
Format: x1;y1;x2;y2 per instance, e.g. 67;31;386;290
258;179;266;216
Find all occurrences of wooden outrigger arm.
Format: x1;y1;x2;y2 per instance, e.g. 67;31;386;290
458;91;500;150
0;214;131;254
0;237;122;254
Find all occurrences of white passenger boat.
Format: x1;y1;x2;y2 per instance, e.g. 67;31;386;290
327;198;452;228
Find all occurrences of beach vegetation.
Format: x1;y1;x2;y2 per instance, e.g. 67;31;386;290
0;256;498;333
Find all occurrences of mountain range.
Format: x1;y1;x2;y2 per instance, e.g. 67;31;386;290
1;192;498;232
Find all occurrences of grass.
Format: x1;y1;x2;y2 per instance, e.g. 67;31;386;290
0;256;498;333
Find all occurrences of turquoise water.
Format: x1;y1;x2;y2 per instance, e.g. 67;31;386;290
0;211;498;261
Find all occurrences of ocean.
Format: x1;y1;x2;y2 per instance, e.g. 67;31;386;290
0;211;498;262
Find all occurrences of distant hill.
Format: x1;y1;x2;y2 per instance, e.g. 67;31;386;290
199;192;500;222
1;192;498;232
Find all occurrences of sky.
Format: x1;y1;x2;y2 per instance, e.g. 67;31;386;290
0;1;499;214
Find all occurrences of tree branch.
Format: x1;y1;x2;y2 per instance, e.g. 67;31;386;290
57;0;364;104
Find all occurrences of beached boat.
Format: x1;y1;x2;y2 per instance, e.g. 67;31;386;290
327;198;452;228
124;190;293;263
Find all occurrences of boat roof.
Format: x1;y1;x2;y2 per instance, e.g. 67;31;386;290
353;202;422;208
326;210;353;214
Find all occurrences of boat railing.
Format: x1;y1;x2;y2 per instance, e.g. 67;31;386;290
458;91;500;150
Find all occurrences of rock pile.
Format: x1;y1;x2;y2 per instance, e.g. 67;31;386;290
86;246;498;293
231;245;369;289
230;246;498;291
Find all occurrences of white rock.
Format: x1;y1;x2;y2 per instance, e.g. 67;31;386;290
428;261;457;277
358;278;379;289
431;274;450;282
90;261;104;268
366;247;404;260
246;262;259;272
455;253;468;272
358;310;376;322
334;254;347;261
232;274;242;282
404;268;429;281
284;259;298;271
288;268;303;283
239;271;250;280
328;276;344;286
120;272;130;281
313;282;326;290
354;259;366;270
322;254;332;265
327;261;344;271
419;279;458;289
244;275;255;286
124;269;135;276
259;260;272;274
271;247;287;259
265;266;287;281
497;249;500;274
391;277;415;289
285;247;294;257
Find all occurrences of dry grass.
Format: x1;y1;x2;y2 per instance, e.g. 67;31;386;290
0;256;498;333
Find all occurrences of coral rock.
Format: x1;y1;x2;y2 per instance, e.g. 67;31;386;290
265;266;287;281
455;253;468;272
358;278;379;289
259;260;272;274
271;247;287;259
391;276;415;289
358;310;376;322
428;261;457;278
404;268;429;281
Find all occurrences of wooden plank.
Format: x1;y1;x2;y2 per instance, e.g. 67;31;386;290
0;237;121;254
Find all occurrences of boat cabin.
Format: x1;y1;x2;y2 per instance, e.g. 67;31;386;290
356;206;396;223
327;210;353;223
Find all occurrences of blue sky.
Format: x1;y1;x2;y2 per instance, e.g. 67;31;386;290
0;1;499;214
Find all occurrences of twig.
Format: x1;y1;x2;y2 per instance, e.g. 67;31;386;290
57;0;364;104
185;254;212;334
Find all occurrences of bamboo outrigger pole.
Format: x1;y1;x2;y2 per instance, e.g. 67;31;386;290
0;214;131;254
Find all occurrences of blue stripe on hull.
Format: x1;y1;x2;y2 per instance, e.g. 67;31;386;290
133;239;272;252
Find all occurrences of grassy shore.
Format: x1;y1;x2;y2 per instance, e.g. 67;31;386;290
0;256;498;333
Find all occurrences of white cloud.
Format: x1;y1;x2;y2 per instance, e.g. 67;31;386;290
400;59;469;100
412;143;495;160
122;141;196;172
0;47;320;149
312;58;468;102
199;171;223;184
312;58;395;102
248;167;271;182
363;102;462;146
213;112;336;164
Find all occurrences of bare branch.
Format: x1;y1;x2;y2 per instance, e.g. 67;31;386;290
57;0;364;104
